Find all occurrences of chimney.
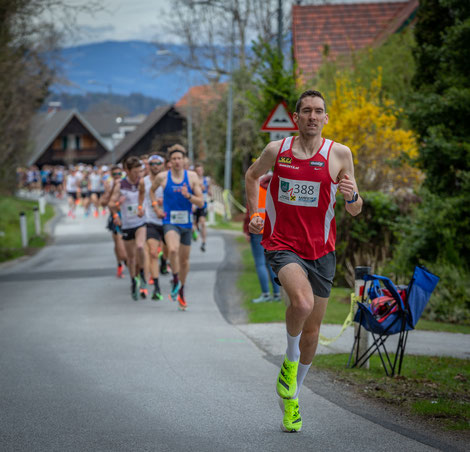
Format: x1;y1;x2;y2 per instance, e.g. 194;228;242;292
47;101;62;113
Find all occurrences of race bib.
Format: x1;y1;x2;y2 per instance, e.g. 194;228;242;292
278;177;320;207
170;210;189;224
126;203;138;217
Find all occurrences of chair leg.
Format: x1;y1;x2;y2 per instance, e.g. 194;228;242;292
397;331;409;375
348;311;363;368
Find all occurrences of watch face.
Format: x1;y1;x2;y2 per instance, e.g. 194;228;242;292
353;192;358;201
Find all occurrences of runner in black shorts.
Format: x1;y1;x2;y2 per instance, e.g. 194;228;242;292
245;90;363;433
193;163;211;252
143;154;166;301
101;165;127;278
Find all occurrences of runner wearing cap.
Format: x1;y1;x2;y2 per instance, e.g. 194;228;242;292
144;154;166;301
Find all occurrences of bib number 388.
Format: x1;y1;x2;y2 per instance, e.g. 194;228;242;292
278;177;320;207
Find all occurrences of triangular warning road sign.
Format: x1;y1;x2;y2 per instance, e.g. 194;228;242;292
261;101;298;131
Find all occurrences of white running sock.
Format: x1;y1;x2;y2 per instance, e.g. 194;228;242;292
293;362;311;399
286;331;301;362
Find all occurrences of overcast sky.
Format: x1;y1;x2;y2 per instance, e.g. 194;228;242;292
66;0;409;46
64;0;173;45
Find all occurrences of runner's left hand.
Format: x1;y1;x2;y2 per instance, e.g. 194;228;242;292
338;174;355;202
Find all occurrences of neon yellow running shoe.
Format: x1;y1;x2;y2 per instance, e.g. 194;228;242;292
278;398;302;433
276;356;298;399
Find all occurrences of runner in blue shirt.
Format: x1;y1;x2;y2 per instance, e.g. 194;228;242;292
150;145;204;310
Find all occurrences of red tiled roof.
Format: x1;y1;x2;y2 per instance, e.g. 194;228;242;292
292;1;418;81
175;83;227;110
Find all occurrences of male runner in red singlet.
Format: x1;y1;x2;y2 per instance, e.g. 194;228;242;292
245;90;362;433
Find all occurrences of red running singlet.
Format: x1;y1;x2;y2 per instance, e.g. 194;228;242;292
261;136;338;260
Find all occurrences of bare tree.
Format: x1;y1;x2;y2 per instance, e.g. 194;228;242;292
0;0;101;192
153;0;294;80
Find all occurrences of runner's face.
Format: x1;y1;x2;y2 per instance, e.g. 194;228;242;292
170;153;184;170
195;166;203;177
294;96;328;137
149;161;163;175
128;167;140;182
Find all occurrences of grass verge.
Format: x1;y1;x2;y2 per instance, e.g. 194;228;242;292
312;353;470;431
236;236;470;334
208;214;243;232
0;196;55;262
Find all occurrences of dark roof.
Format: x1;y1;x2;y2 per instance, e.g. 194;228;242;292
292;0;418;81
83;112;121;136
96;104;175;164
28;109;110;166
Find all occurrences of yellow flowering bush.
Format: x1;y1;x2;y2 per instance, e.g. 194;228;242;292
323;71;421;192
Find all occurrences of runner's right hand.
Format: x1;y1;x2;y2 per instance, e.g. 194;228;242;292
248;215;264;234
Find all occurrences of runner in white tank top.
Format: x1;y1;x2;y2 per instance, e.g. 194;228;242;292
143;154;166;300
65;168;80;219
89;168;102;217
110;156;147;301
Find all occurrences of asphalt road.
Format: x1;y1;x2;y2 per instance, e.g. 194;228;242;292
0;205;443;451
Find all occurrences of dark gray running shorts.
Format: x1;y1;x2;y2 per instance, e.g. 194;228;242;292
163;224;192;246
122;224;146;241
264;249;336;298
146;223;165;243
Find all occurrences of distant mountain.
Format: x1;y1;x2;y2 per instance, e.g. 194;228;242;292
52;40;204;103
41;92;166;116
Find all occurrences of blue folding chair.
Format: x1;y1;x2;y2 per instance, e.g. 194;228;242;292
347;266;439;376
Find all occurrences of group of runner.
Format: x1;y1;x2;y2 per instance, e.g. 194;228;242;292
103;146;211;311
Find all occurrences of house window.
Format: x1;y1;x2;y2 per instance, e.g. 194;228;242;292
62;136;68;150
75;135;81;150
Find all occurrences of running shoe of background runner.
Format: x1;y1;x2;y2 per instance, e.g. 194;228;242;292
160;263;169;275
140;287;148;299
169;280;182;302
276;356;298;399
132;276;141;301
117;264;124;278
278;398;302;432
177;294;187;311
200;242;206;252
152;288;163;301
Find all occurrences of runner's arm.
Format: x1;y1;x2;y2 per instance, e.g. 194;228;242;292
245;141;278;233
337;146;362;216
149;172;164;213
137;179;145;217
108;181;122;225
185;172;204;208
108;181;121;215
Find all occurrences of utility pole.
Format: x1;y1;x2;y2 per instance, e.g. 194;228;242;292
224;7;235;219
187;91;194;163
277;0;283;56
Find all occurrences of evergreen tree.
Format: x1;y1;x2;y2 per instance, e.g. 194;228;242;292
392;0;470;322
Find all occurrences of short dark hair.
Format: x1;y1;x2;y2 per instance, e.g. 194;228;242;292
168;144;187;158
295;90;326;113
125;156;141;170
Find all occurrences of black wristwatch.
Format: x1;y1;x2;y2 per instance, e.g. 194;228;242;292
346;191;358;204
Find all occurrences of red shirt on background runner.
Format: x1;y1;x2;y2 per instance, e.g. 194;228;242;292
261;136;338;261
